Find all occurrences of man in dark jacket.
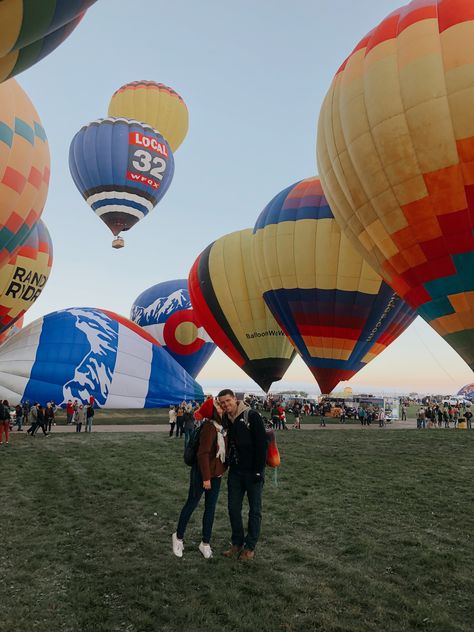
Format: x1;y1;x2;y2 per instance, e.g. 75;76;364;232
218;388;267;561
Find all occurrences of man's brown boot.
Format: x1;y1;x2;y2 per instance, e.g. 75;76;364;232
222;545;243;558
238;548;255;561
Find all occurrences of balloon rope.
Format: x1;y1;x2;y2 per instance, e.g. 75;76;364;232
413;318;459;385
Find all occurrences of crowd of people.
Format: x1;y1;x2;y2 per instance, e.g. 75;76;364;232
416;403;472;429
0;398;96;444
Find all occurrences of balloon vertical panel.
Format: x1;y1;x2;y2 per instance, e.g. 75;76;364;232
317;0;474;370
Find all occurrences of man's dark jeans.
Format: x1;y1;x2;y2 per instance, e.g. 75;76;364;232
227;468;263;551
177;466;221;544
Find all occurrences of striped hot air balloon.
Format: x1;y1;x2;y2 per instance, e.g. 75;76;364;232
0;219;53;334
69;118;174;248
0;79;50;267
189;229;296;393
317;0;474;372
252;177;417;394
0;0;97;83
108;81;188;152
0;307;204;407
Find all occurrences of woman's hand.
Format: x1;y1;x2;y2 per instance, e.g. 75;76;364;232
203;480;211;490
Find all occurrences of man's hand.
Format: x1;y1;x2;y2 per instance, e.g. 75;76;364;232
203;480;211;490
254;472;264;483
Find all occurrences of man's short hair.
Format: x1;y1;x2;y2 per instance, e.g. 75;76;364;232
217;388;235;398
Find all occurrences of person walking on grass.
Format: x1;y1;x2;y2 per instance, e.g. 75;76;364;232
15;404;23;431
168;405;176;437
183;407;195;448
172;398;227;560
85;404;94;433
45;402;55;432
0;399;11;445
218;388;267;561
175;403;185;438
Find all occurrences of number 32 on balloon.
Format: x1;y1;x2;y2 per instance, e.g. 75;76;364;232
128;131;169;189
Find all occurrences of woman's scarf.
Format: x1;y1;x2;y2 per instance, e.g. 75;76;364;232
212;421;226;463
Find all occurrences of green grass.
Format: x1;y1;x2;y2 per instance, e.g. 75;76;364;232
2;431;473;631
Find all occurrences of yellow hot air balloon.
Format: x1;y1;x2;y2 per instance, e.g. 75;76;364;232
189;228;296;392
317;0;474;371
108;81;188;152
0;79;50;268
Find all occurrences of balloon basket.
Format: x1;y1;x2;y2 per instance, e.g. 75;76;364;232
112;237;124;249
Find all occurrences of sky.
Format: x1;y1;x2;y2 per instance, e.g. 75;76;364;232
16;0;474;397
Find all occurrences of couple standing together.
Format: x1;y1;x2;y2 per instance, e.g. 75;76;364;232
172;389;267;561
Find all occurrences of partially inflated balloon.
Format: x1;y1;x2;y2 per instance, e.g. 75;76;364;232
0;0;97;83
189;229;296;392
0;220;53;334
0;316;23;346
130;279;215;379
108;81;188;152
0;307;204;406
69;118;174;245
317;0;474;371
252;178;417;394
0;79;50;266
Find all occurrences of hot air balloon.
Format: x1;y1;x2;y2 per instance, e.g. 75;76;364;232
0;220;53;335
108;81;188;152
189;229;296;392
69;118;174;248
0;307;204;407
0;316;23;346
457;384;474;401
252;177;417;394
0;79;50;266
130;279;215;379
0;1;97;83
317;0;474;372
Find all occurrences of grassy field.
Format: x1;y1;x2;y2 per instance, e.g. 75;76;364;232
2;430;473;632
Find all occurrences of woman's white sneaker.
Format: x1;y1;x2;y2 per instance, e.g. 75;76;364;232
199;542;213;559
172;533;184;558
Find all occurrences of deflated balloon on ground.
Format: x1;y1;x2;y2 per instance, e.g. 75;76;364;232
0;307;204;407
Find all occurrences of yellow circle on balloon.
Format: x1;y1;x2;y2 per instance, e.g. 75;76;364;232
175;322;199;346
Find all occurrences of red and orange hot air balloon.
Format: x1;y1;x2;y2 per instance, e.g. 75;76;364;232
317;0;474;372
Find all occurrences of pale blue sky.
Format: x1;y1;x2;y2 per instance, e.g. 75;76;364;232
17;0;473;395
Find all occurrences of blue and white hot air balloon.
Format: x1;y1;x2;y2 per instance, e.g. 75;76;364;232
69;118;174;248
130;279;215;379
0;307;203;407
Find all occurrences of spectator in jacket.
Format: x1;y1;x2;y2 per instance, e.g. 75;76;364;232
172;398;226;560
74;405;86;433
218;388;267;561
0;399;11;445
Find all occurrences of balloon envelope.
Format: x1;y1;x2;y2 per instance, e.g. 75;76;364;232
0;316;23;347
0;220;53;334
130;279;216;379
0;79;50;267
189;229;296;392
252;177;417;394
456;384;474;401
0;307;204;407
69;118;174;238
0;1;97;83
108;81;188;152
317;0;474;371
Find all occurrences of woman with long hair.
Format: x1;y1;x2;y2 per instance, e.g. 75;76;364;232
172;398;227;559
0;400;11;445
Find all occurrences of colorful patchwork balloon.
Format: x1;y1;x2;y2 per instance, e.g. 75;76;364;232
130;279;215;379
0;307;204;407
252;177;417;394
69;118;174;247
0;316;23;346
108;81;188;152
0;79;50;266
0;0;97;83
0;219;53;334
317;0;474;371
189;229;296;392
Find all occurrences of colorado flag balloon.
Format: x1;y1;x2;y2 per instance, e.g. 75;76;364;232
0;308;204;407
69;118;174;246
252;178;417;394
317;0;474;371
0;1;97;83
130;280;215;379
189;229;296;392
